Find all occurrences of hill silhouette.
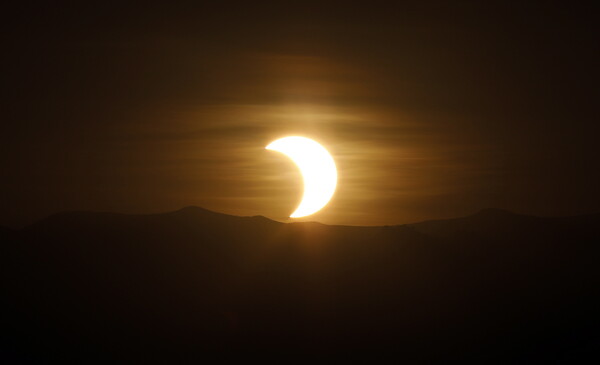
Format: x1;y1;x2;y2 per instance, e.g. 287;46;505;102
410;208;600;238
2;207;599;362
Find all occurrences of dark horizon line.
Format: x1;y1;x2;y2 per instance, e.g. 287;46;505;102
3;205;599;231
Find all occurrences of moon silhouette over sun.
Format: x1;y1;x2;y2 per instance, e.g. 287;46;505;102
266;136;338;218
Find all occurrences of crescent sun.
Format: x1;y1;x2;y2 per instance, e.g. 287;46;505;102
266;136;338;218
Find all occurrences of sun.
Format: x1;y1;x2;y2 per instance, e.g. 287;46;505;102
266;136;337;218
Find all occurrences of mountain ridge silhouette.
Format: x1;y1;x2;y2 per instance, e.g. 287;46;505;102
2;206;599;362
17;205;600;238
14;204;597;225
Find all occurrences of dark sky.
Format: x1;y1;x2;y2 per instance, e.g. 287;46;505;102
1;2;598;227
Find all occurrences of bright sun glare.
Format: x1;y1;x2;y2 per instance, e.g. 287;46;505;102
266;136;337;218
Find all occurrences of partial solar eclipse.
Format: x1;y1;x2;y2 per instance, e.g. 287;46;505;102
266;136;337;218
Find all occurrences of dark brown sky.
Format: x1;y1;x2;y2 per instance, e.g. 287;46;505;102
1;2;598;227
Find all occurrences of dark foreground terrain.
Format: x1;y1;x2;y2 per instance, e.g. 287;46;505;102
2;207;599;362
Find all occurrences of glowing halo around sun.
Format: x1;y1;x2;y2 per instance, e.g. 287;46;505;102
266;136;338;218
